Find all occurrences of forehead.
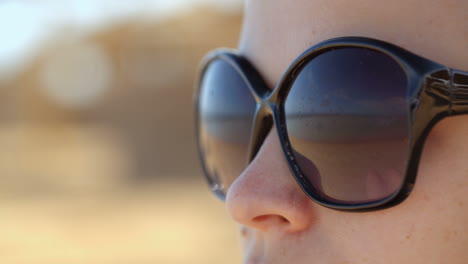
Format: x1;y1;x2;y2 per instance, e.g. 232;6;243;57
239;0;468;87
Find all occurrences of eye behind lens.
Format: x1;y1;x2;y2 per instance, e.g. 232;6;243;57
284;47;409;204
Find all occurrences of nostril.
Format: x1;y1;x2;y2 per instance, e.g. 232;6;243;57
252;214;290;225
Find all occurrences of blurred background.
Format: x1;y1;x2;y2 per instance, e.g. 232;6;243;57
0;0;243;263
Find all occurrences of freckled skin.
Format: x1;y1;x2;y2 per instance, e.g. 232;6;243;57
224;0;468;263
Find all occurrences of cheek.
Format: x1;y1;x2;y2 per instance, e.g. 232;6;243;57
318;116;468;263
322;192;468;263
417;116;468;195
407;117;468;261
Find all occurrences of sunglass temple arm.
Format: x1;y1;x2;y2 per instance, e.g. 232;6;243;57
426;69;468;115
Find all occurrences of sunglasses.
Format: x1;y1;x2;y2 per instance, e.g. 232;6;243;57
194;37;468;211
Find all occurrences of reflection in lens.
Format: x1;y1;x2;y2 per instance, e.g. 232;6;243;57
198;59;256;198
285;47;409;204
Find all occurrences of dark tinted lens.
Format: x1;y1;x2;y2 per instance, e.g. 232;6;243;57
284;47;409;204
198;59;256;198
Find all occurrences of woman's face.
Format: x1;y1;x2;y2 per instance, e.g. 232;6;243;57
225;0;468;263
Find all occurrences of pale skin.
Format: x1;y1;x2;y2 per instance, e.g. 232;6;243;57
224;0;468;263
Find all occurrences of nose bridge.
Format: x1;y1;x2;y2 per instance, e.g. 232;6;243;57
247;100;274;162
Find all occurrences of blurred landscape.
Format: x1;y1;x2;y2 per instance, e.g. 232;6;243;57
0;2;242;263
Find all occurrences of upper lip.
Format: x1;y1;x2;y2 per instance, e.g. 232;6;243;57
244;257;265;264
243;250;266;264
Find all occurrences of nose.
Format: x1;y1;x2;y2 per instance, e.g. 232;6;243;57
225;129;317;233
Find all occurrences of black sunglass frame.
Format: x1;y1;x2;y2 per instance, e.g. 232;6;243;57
194;36;468;212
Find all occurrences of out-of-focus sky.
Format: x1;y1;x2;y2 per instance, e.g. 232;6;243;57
0;0;242;79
